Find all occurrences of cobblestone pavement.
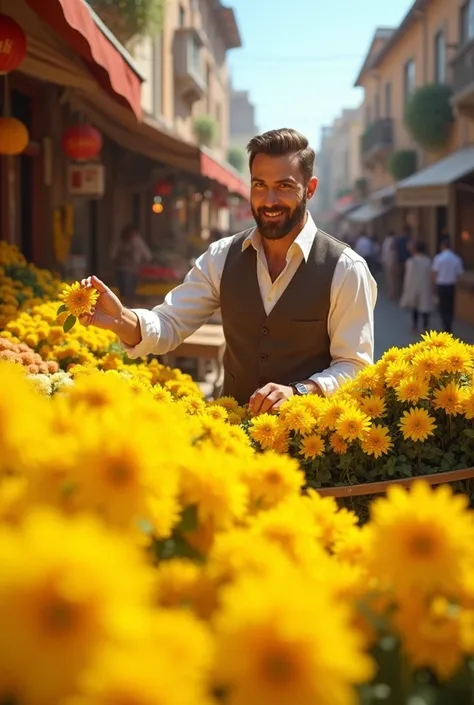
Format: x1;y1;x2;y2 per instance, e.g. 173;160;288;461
374;276;474;360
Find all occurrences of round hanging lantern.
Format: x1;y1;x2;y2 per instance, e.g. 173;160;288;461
0;15;27;74
62;125;103;161
0;117;29;155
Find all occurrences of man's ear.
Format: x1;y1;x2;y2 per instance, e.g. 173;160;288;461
306;176;318;200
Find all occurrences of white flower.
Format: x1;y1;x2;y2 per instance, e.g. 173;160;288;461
27;373;52;396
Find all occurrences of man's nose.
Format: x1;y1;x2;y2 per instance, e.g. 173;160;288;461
263;190;279;207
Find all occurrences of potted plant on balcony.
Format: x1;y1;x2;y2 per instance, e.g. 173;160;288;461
193;115;218;148
405;84;454;151
227;147;245;173
88;0;166;46
388;149;418;181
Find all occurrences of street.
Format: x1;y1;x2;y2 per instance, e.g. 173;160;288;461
374;276;474;359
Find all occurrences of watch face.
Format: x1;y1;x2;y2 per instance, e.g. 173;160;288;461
294;382;310;396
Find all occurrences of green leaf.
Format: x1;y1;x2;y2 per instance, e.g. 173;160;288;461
57;304;67;315
177;505;198;533
63;314;76;333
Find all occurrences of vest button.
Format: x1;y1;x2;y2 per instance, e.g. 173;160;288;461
261;326;269;335
260;353;268;362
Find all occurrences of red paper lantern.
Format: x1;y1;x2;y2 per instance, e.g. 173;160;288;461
0;15;27;74
154;180;172;196
62;125;103;161
0;117;29;155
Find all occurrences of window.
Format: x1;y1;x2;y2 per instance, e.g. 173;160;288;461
460;0;474;42
385;82;392;117
188;34;201;76
179;4;186;27
404;58;416;105
434;29;446;83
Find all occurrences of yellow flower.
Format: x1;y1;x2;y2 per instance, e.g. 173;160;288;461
335;407;370;442
394;597;470;680
385;360;410;388
0;509;154;705
361;424;393;459
214;568;373;705
399;407;437;442
299;433;325;460
73;610;214;705
432;381;465;415
461;389;474;419
370;481;474;597
330;432;349;455
59;282;99;318
395;376;430;404
411;348;443;378
359;395;386;419
248;414;280;450
244;452;304;510
279;401;315;435
421;330;454;348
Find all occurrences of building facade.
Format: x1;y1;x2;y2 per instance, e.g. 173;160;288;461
352;0;474;321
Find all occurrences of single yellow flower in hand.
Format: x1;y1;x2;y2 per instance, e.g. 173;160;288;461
58;282;99;332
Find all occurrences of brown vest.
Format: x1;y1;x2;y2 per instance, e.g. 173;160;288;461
220;228;347;405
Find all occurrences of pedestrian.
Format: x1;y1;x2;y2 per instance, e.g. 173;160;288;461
110;224;152;305
394;226;412;299
381;231;397;299
355;231;377;274
432;236;464;333
400;242;434;334
80;128;377;412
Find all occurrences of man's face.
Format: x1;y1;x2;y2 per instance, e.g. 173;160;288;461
250;153;318;240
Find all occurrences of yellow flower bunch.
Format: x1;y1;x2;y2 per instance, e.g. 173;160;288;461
2;360;474;704
248;331;474;493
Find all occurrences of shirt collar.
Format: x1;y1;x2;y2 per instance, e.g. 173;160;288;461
242;212;317;262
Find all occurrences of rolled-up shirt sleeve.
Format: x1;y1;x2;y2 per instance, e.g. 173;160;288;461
121;241;225;359
310;252;377;395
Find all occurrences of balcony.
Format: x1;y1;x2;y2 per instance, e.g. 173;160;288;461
452;38;474;119
361;118;394;168
173;27;206;104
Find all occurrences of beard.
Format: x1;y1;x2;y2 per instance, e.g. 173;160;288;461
252;196;307;240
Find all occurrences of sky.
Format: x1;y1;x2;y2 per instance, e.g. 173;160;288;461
227;0;414;151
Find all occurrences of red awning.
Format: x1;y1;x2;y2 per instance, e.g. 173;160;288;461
25;0;142;119
200;150;249;200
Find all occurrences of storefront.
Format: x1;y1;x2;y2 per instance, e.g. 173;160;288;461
396;146;474;324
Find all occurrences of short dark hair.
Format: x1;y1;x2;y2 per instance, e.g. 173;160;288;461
246;128;315;183
440;236;451;248
415;241;426;253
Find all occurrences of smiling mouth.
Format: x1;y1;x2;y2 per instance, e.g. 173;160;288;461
261;210;286;219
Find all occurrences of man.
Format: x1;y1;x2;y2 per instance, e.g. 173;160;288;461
432;237;464;333
381;231;397;299
394;226;412;299
80;128;377;414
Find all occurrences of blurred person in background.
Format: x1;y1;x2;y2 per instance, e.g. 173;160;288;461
381;231;397;299
432;237;464;333
110;224;152;305
394;226;412;299
80;128;376;412
355;231;378;274
400;241;434;334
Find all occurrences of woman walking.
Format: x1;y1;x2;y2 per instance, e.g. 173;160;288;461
400;242;434;333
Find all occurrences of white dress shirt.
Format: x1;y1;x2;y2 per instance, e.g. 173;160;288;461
432;249;464;285
123;213;377;396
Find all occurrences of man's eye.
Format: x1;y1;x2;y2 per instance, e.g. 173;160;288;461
279;183;292;189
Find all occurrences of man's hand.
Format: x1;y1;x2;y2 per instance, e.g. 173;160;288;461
79;275;123;330
249;383;295;415
78;276;142;347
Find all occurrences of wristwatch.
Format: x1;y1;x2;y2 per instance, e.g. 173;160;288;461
290;381;311;396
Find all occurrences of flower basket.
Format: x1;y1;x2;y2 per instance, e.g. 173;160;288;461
316;466;474;522
246;331;474;522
